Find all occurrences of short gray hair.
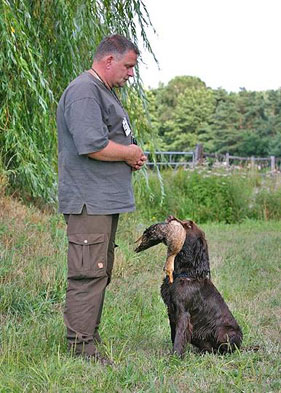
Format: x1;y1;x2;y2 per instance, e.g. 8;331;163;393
94;34;140;61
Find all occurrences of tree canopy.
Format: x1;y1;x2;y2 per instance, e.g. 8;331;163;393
148;78;281;157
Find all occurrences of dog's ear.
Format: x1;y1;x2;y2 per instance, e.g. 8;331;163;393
192;236;210;278
182;220;193;230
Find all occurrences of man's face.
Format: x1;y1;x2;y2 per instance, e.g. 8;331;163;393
109;50;138;88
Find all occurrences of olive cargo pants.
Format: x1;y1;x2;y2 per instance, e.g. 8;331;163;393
64;208;119;354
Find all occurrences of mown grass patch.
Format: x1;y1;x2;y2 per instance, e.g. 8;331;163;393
0;197;280;392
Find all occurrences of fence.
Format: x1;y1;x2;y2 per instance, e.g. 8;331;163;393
145;151;194;168
145;144;281;171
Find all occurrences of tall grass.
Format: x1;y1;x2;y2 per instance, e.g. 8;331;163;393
0;195;280;392
0;0;155;203
134;168;281;223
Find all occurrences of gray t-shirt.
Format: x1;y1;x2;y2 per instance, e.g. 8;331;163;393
57;72;135;214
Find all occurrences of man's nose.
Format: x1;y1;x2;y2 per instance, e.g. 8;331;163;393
128;68;134;77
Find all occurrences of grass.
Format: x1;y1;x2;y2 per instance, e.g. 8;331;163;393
0;196;280;392
134;169;281;224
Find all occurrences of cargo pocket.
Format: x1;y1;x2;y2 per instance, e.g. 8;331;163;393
67;233;107;279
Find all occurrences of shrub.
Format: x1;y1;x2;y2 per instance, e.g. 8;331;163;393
134;169;281;223
254;189;281;220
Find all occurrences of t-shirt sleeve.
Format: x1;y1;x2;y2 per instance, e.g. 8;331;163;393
64;97;109;155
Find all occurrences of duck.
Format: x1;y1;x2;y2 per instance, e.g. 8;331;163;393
135;216;187;283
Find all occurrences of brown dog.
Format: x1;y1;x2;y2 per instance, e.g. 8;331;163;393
135;216;243;356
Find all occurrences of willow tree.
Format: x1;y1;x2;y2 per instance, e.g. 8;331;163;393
0;0;155;204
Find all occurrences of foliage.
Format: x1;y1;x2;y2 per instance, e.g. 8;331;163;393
148;79;281;157
149;76;209;149
124;89;163;152
152;75;206;122
0;195;280;392
210;89;281;156
0;0;155;203
163;87;215;151
134;169;281;223
253;188;281;220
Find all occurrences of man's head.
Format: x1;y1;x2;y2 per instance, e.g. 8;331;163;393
93;34;140;88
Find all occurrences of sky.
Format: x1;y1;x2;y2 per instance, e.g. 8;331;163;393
138;0;281;92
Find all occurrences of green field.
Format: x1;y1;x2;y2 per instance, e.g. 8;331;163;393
0;196;280;392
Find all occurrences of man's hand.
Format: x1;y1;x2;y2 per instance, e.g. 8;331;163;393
126;144;147;170
88;141;147;170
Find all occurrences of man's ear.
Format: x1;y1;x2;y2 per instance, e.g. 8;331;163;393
105;55;113;68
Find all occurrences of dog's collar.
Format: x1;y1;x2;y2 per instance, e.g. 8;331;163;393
171;272;211;280
172;272;192;280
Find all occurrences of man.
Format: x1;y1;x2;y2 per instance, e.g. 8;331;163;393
56;34;147;364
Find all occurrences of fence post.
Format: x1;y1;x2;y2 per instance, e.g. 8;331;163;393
194;144;204;166
225;152;229;167
192;152;195;168
251;156;255;169
271;156;275;171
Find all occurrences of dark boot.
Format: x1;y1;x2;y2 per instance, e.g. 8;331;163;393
68;342;113;365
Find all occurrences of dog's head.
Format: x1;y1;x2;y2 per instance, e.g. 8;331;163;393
134;216;211;279
175;219;211;278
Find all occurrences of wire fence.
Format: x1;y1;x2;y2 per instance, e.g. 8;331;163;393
144;151;194;169
144;145;281;172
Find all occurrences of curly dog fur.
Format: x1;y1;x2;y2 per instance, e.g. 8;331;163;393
161;218;242;356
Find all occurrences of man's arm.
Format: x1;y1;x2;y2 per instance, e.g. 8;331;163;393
88;141;147;170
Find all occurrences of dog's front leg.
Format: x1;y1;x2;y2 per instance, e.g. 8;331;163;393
167;306;176;344
173;309;192;357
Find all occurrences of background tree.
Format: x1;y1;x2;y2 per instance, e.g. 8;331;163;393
153;79;215;151
209;89;281;156
149;80;281;157
265;89;281;156
150;76;206;142
208;89;243;154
